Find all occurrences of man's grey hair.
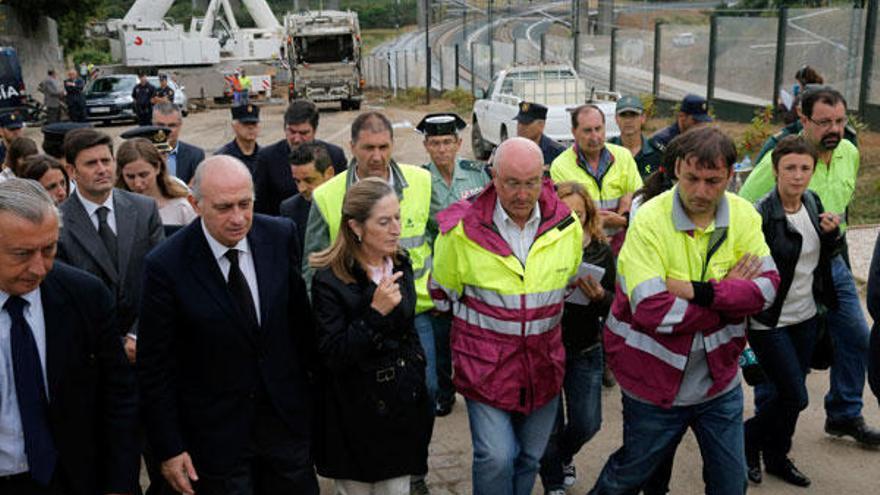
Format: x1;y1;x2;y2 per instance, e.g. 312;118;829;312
152;102;181;118
0;178;62;226
190;155;254;203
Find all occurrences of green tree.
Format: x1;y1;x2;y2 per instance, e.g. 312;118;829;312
5;0;107;49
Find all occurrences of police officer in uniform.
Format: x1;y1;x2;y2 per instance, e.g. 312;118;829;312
153;74;175;105
649;93;712;154
64;69;87;122
607;95;661;179
131;73;156;126
0;111;24;166
216;104;262;173
120;125;175;153
417;112;491;417
515;101;566;172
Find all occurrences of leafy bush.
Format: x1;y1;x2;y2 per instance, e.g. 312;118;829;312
70;46;114;66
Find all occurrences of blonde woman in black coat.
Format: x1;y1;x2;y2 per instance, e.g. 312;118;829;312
310;177;433;495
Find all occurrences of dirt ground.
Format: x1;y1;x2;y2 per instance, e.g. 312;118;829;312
26;100;880;494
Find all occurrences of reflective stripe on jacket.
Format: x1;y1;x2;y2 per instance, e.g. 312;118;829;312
606;187;780;407
430;181;583;413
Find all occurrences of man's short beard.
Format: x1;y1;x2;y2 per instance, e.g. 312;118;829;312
819;133;842;151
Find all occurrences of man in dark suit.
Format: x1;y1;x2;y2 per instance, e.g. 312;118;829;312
254;99;347;215
0;178;139;495
279;143;334;248
57;128;164;363
152;102;205;185
138;156;318;495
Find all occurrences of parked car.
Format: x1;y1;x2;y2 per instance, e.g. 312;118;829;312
85;74;189;125
471;64;620;160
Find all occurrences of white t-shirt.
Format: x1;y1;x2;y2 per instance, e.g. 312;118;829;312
752;205;819;329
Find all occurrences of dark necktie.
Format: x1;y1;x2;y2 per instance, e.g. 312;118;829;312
96;206;118;267
5;296;57;485
225;249;258;327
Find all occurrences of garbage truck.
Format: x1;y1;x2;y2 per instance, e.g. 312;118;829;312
283;10;364;110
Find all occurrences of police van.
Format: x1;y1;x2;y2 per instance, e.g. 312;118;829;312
0;47;25;111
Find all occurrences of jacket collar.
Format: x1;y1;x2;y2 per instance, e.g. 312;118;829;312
344;159;408;197
671;186;730;232
437;178;572;256
764;187;822;231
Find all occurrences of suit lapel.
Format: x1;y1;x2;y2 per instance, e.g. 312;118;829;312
249;222;276;329
65;192;119;283
186;221;256;342
113;192;136;283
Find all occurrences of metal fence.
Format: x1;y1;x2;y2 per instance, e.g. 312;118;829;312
364;5;880;119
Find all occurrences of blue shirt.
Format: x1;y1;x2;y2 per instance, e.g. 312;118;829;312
0;288;47;476
166;143;178;178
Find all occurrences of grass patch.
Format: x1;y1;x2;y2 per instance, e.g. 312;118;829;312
361;26;417;55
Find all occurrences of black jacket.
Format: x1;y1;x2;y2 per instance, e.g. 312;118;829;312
562;239;616;353
137;215;315;476
279;193;309;248
40;262;140;495
310;255;433;482
253;138;347;215
752;188;838;328
866;231;880;403
173;141;207;185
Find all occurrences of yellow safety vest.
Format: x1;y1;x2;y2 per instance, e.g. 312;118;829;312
549;142;643;211
313;164;434;314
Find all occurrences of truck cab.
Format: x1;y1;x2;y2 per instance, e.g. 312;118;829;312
471;64;620;159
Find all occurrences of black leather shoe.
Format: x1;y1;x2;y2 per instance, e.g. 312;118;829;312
765;458;811;487
435;397;455;417
825;416;880;446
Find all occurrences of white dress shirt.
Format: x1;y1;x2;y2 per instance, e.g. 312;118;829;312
492;198;541;265
78;190;117;234
201;221;261;325
0;288;46;476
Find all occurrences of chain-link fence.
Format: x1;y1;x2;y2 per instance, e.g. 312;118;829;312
364;5;880;120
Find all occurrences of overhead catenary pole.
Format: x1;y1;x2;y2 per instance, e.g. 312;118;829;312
707;14;717;103
859;0;878;117
425;0;431;104
772;7;787;116
489;0;494;78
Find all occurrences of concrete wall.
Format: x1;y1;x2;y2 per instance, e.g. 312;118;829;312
0;6;64;95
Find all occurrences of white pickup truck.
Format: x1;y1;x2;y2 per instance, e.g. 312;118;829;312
471;64;620;159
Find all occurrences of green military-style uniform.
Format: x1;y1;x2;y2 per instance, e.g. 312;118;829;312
423;158;491;242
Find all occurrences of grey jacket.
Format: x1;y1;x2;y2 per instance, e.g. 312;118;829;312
38;77;64;108
58;189;165;336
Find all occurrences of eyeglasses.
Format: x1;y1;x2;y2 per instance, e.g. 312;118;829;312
425;138;459;148
807;116;847;130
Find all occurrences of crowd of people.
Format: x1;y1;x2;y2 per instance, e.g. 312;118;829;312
0;71;879;495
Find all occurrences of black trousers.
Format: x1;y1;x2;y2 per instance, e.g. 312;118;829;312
169;402;318;495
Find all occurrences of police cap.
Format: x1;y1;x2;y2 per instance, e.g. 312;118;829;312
0;111;24;130
120;125;173;153
41;122;93;158
514;101;548;124
232;104;260;124
416;113;466;137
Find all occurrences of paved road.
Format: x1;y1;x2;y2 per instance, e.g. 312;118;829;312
27;104;879;494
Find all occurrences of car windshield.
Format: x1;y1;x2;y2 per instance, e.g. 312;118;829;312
87;77;136;95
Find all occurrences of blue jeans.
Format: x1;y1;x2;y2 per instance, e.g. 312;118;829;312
467;395;559;495
414;313;438;404
539;345;604;490
824;254;871;420
745;317;818;462
589;387;746;495
432;313;455;404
